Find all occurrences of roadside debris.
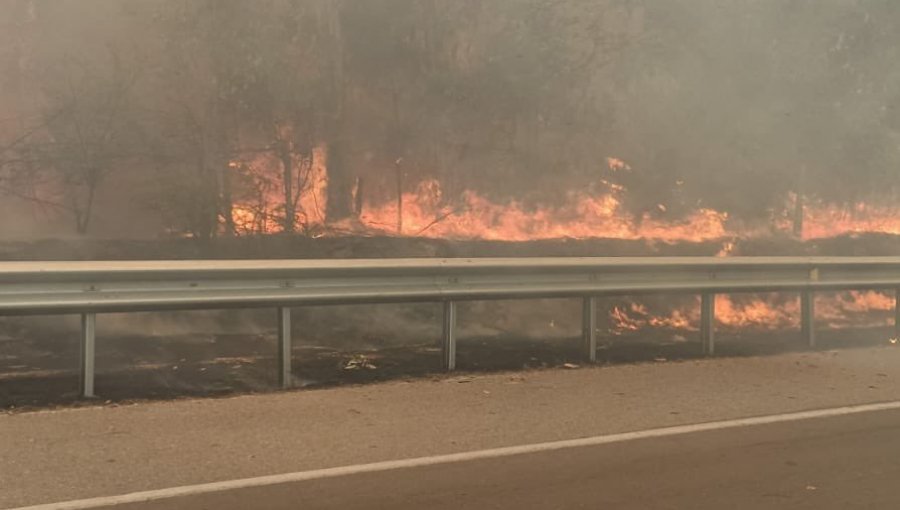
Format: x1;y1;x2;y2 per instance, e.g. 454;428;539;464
343;355;377;371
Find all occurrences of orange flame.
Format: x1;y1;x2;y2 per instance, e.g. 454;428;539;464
609;291;895;334
776;194;900;240
351;178;729;242
220;153;900;335
229;146;328;235
224;155;900;243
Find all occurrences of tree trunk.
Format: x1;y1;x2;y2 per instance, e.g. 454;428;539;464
219;163;235;236
793;166;806;239
197;157;219;241
74;182;96;235
352;176;364;218
395;159;403;234
321;0;355;223
792;193;804;239
325;138;355;221
279;142;295;233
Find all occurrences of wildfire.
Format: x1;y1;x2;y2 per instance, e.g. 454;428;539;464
715;294;799;330
219;153;900;335
798;202;900;240
229;145;328;235
352;179;729;242
353;182;900;243
606;157;631;172
815;290;895;328
775;194;900;240
222;153;900;243
608;291;895;334
611;301;696;333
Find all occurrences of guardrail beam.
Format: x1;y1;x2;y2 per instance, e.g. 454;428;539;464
701;293;715;356
1;257;899;400
277;307;292;389
442;301;457;371
583;297;598;363
5;258;900;315
79;313;96;398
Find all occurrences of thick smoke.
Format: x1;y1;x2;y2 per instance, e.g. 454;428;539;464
1;1;899;238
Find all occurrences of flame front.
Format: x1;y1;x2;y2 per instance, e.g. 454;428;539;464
609;291;895;334
225;154;900;242
229;146;329;235
220;154;900;335
793;202;900;240
351;180;728;242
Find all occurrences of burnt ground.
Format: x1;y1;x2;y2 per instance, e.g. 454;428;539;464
2;233;900;412
1;322;895;412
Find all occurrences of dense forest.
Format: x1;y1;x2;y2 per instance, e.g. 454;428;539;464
1;0;899;240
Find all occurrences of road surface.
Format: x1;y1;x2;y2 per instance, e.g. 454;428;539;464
5;346;900;509
118;407;900;510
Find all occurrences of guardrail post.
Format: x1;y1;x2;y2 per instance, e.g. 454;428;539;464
801;291;815;347
895;289;900;341
701;293;715;356
583;297;598;362
442;301;457;371
79;313;96;398
277;307;292;389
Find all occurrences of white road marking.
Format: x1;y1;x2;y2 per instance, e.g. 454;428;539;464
13;399;900;510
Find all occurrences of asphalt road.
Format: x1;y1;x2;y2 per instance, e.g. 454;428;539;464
112;407;900;510
6;347;900;509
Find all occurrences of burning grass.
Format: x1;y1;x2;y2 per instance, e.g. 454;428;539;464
227;153;900;245
608;291;896;335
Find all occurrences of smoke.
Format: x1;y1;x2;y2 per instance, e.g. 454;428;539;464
3;1;900;239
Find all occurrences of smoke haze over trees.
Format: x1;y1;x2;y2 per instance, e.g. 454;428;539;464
1;0;899;239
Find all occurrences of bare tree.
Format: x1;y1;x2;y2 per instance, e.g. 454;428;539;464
2;50;140;234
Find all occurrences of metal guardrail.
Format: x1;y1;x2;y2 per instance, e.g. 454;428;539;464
3;257;900;398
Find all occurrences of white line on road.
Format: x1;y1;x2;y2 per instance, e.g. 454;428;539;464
13;399;900;510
